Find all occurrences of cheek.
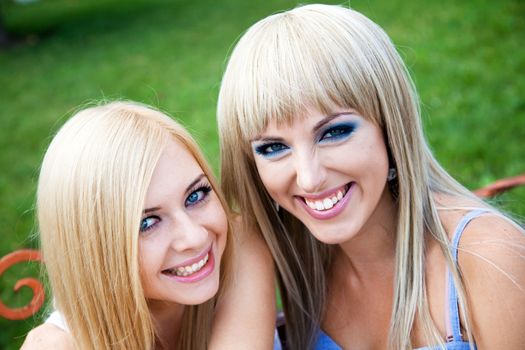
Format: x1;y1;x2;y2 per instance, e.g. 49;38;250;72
254;160;287;198
138;243;150;276
369;138;389;176
357;146;388;176
217;209;228;251
352;129;389;174
353;136;389;198
205;199;229;252
137;242;158;295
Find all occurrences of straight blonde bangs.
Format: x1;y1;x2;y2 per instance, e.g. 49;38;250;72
218;4;417;146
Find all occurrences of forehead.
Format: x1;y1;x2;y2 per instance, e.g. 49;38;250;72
145;139;202;202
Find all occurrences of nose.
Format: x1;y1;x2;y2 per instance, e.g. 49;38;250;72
294;149;326;193
169;211;208;253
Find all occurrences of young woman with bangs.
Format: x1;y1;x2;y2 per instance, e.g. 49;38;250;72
21;101;276;349
217;4;525;349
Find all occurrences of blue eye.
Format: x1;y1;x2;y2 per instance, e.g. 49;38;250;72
140;216;159;233
319;123;357;143
253;143;289;158
185;185;212;207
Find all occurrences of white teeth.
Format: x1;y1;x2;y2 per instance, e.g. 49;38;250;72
304;186;348;212
168;253;209;277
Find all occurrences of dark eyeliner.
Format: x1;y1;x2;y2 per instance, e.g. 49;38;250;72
254;144;269;155
318;121;358;142
185;181;212;207
190;182;212;195
140;215;160;233
253;142;289;157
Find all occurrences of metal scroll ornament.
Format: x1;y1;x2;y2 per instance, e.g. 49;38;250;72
0;249;44;320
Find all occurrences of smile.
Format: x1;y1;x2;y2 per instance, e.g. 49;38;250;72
161;244;215;282
304;185;349;211
163;253;210;277
298;183;354;220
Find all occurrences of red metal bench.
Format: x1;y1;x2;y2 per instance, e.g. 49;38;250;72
1;174;524;321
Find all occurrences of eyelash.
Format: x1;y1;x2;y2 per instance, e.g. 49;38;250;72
140;216;160;233
185;182;212;207
318;123;357;143
253;143;289;158
253;122;357;158
139;182;212;233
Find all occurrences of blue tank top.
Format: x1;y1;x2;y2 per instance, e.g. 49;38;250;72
312;210;486;350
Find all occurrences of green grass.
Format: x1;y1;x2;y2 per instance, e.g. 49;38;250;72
0;0;523;348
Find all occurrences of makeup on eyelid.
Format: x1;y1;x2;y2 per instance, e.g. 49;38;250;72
252;119;359;158
318;121;358;142
185;183;212;207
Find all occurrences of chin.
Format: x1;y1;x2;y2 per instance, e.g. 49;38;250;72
308;225;359;245
181;279;220;305
312;234;349;245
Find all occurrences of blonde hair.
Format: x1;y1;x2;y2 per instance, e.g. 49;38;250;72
38;101;233;350
217;4;514;349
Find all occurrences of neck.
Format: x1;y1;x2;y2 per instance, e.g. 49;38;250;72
148;300;185;350
336;188;397;280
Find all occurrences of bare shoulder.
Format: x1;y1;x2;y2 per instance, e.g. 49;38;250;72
458;212;525;348
230;215;274;263
458;211;524;264
21;324;74;350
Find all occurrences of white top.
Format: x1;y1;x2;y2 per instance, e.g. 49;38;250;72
45;310;69;332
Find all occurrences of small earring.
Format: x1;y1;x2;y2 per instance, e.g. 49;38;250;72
273;201;280;211
387;167;397;181
387;167;399;200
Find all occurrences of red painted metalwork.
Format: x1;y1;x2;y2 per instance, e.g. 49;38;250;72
0;249;44;320
474;173;525;198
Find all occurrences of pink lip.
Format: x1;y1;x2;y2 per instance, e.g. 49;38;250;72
163;245;216;284
300;184;348;200
171;245;211;269
297;182;354;220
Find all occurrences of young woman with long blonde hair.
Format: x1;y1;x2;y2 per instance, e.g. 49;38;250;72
21;101;275;349
217;4;525;349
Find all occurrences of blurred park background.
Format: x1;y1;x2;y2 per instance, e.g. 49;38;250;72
0;0;523;348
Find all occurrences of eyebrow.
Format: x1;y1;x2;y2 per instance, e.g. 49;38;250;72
143;207;160;214
142;173;207;214
250;136;285;143
186;173;207;193
312;112;352;132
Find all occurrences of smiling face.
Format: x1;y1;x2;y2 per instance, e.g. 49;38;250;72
251;107;392;244
138;138;227;307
